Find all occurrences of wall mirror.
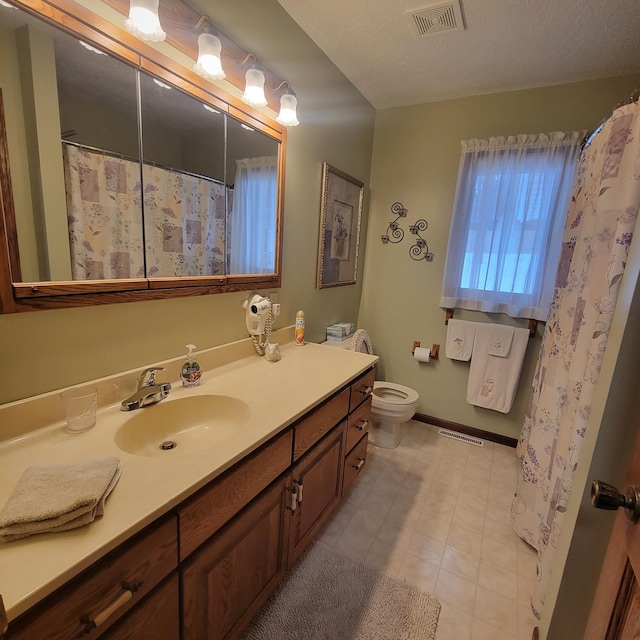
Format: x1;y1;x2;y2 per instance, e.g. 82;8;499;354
0;0;284;313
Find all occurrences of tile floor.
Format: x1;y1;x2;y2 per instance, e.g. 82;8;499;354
318;420;538;640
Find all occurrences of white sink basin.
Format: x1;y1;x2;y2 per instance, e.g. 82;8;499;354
114;394;251;457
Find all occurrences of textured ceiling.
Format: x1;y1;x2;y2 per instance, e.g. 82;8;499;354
276;0;640;109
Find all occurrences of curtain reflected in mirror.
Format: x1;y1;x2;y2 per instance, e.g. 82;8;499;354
1;1;283;287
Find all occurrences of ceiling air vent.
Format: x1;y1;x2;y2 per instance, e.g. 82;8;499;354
408;1;464;37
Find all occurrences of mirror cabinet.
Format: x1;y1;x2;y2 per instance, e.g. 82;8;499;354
0;0;285;313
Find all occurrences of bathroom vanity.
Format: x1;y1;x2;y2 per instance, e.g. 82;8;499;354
0;336;376;639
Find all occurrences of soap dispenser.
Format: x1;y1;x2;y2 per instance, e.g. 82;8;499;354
180;344;202;387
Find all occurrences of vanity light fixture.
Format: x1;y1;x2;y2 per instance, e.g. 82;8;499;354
240;54;268;108
275;81;299;127
0;1;17;9
79;40;107;55
202;103;220;114
153;78;172;90
124;0;166;42
193;16;225;81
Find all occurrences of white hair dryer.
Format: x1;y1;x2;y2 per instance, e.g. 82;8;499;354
242;294;280;355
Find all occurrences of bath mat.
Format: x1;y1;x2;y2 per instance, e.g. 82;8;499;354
240;541;441;640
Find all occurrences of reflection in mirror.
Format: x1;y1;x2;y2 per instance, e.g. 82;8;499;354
0;0;284;313
139;70;226;278
227;115;279;274
59;36;141;281
1;5;141;282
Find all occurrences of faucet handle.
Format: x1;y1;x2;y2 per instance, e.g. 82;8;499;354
138;367;165;388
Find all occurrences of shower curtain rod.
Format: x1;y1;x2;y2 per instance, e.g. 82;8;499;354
61;140;229;187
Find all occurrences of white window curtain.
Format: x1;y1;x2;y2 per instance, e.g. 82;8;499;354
229;156;277;274
440;131;584;320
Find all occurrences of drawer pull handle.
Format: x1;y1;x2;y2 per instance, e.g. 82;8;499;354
80;581;143;635
355;420;369;431
288;486;298;514
294;480;304;504
359;386;373;396
352;458;365;471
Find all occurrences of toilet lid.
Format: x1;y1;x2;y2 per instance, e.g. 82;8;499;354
351;329;373;354
373;381;419;405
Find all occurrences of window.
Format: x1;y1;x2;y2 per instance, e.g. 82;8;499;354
440;132;584;320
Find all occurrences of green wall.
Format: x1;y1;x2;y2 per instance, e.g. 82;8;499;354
359;74;640;440
0;0;375;404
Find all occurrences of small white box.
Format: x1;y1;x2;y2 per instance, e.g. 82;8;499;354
326;322;355;341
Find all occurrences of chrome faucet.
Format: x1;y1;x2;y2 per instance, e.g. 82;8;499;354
120;367;172;411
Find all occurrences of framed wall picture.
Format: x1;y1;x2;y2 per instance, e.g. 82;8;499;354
316;163;364;288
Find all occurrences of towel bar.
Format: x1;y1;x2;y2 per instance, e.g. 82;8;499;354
444;309;539;337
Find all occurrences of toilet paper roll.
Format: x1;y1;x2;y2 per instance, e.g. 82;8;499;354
413;347;431;363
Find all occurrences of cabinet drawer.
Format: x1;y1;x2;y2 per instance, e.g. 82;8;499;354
6;515;178;640
349;368;375;413
343;434;368;495
178;428;292;559
101;574;179;640
292;388;349;461
345;396;371;454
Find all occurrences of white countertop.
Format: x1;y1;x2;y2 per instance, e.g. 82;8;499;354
0;339;377;621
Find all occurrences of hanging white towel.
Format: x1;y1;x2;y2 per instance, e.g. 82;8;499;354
445;319;477;361
488;324;515;357
467;325;529;413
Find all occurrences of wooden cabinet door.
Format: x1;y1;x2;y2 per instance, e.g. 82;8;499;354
288;423;345;564
181;478;289;640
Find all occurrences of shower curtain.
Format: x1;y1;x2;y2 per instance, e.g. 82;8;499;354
511;99;640;618
142;164;227;277
64;144;230;279
64;144;145;279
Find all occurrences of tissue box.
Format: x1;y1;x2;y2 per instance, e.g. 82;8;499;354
326;323;355;341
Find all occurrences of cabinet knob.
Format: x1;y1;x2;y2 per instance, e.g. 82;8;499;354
352;458;365;471
355;420;368;431
359;386;373;396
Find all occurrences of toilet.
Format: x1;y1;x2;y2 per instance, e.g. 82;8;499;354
322;329;419;449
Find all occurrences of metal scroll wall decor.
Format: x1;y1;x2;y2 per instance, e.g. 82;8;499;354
409;219;434;261
380;202;407;244
381;202;434;262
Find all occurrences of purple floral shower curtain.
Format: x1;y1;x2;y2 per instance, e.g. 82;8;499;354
512;100;640;618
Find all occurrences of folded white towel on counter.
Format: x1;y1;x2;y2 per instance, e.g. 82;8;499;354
445;319;477;361
466;325;530;413
487;324;515;357
0;457;121;542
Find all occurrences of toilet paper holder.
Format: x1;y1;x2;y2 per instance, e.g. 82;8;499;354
412;341;439;360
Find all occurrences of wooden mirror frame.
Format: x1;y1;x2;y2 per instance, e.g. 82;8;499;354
0;0;285;314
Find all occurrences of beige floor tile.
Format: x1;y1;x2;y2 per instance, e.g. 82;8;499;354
478;562;519;600
435;568;477;615
349;507;386;538
407;531;446;566
436;601;473;640
333;524;375;562
441;545;481;582
364;538;407;576
474;586;519;636
471;617;519;640
397;553;439;592
376;518;414;550
481;535;518;572
447;521;483;557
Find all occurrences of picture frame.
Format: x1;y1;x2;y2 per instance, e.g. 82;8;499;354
316;163;364;288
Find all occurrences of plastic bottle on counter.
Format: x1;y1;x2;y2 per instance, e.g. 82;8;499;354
295;310;305;346
180;344;202;387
